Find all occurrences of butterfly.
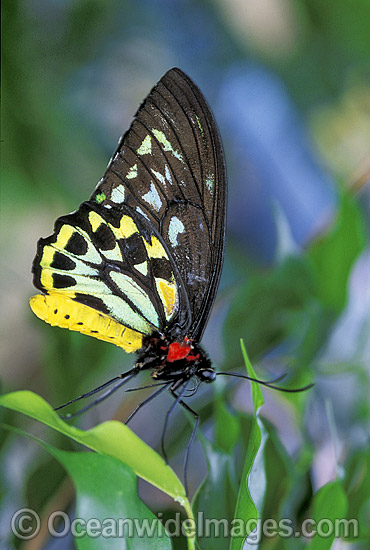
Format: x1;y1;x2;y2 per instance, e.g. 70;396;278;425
30;68;226;482
30;68;313;491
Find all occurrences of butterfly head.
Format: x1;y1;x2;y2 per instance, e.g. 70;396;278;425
196;367;216;383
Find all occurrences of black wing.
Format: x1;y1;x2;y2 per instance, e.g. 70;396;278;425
93;68;227;340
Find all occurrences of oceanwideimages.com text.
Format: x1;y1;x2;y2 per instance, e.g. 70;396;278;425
11;508;359;542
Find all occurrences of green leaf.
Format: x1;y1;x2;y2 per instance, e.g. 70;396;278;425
307;479;348;550
214;395;240;453
241;340;264;413
344;449;370;540
193;437;238;550
230;341;268;550
0;391;185;504
261;422;292;524
66;454;171;549
308;192;367;312
21;430;171;550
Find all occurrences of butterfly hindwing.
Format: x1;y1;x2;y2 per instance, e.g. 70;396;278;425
92;68;226;340
29;293;143;352
31;201;180;348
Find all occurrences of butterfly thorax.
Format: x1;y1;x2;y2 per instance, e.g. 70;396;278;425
137;333;216;383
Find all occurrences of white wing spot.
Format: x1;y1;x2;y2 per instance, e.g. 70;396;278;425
134;261;148;276
168;216;185;247
187;273;207;284
152;129;184;163
142;182;162;211
205;173;214;194
136;206;149;220
126;164;138;179
137;135;152;156
151;169;166;187
110;185;126;204
165;165;173;185
152;164;173;188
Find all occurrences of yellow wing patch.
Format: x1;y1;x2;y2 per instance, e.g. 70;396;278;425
143;236;167;259
30;294;143;353
117;215;138;239
88;210;138;241
156;278;178;320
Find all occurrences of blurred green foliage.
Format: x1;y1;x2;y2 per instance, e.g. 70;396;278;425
2;0;370;549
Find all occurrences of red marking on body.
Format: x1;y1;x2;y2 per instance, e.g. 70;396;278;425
167;342;192;362
186;353;200;362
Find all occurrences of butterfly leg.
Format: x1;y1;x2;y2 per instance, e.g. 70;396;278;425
171;394;199;497
124;382;170;424
160;381;199;495
160;380;192;463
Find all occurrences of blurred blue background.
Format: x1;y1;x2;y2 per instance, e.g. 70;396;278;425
2;1;370;548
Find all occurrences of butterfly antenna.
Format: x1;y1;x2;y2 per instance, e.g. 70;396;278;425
265;373;287;384
56;367;140;419
216;371;314;393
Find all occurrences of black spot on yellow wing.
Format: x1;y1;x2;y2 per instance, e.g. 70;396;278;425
92;223;116;250
52;273;77;289
65;232;88;255
121;233;147;264
50;252;76;271
151;258;173;280
74;293;110;315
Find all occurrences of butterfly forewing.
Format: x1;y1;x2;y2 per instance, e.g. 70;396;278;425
93;68;226;340
31;68;226;351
